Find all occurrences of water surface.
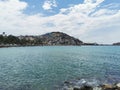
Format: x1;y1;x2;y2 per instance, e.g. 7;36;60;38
0;46;120;90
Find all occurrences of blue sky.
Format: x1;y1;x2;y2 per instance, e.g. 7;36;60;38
21;0;120;15
0;0;120;44
21;0;84;15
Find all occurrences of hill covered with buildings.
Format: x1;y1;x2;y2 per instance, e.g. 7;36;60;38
0;32;83;47
0;32;119;47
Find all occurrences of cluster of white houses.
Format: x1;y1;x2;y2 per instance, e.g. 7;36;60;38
18;35;35;41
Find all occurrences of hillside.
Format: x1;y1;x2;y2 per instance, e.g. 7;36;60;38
38;32;83;45
0;32;83;46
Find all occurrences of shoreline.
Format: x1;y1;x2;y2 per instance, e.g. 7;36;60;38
60;78;120;90
0;45;119;48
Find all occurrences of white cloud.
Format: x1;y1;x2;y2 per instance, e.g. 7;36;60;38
0;0;120;43
84;0;104;4
42;0;57;10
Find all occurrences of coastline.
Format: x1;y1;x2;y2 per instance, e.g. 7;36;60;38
0;45;119;48
0;32;119;47
60;78;120;90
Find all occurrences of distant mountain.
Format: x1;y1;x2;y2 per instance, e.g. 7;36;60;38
113;42;120;45
38;32;83;45
0;32;83;46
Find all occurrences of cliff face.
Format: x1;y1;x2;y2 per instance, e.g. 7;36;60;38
38;32;83;45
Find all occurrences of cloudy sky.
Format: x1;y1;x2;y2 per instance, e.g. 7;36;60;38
0;0;120;44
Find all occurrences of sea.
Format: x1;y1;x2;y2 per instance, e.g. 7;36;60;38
0;46;120;90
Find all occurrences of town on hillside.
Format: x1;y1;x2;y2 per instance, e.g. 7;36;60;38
0;32;83;47
0;32;119;47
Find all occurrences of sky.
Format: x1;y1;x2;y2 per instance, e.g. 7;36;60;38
0;0;120;44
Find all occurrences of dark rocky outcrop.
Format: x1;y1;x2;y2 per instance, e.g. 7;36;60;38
62;83;120;90
61;79;120;90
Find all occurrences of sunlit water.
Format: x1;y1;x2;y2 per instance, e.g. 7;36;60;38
0;46;120;90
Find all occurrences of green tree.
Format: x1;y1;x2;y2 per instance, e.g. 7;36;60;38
0;35;4;44
6;35;20;44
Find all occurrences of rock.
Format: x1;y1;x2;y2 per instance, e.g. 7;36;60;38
116;83;120;89
74;85;93;90
102;84;114;90
76;79;87;86
73;86;81;90
64;81;70;84
67;87;74;90
93;87;102;90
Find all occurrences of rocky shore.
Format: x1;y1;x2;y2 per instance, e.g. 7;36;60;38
59;79;120;90
63;83;120;90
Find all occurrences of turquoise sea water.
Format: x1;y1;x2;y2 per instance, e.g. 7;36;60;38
0;46;120;90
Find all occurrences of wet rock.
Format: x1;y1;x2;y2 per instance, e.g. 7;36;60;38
73;86;81;90
75;79;87;88
85;79;100;87
93;87;102;90
73;85;93;90
64;81;71;84
80;86;93;90
73;88;80;90
61;79;120;90
116;83;120;89
102;84;114;90
67;87;74;90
